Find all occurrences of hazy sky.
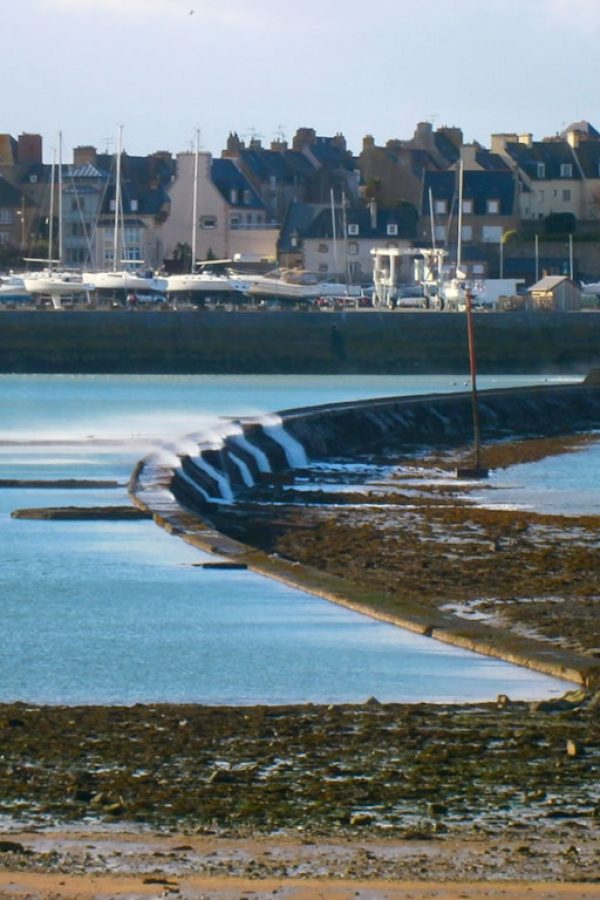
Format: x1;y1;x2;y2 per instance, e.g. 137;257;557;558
5;0;600;162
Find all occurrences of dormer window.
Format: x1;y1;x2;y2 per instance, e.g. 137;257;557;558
487;199;500;214
387;223;398;236
130;199;138;212
347;223;359;236
434;199;447;214
537;163;546;178
462;199;473;214
29;174;38;184
560;163;573;178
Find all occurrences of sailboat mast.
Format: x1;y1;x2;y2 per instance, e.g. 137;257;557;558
58;131;63;267
330;188;338;271
113;125;123;273
456;158;463;274
191;129;199;274
48;149;56;271
341;191;351;291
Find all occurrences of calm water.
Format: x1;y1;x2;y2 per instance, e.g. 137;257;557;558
0;374;583;705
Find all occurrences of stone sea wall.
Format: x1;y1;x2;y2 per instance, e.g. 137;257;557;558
131;379;600;688
133;379;600;510
2;309;600;373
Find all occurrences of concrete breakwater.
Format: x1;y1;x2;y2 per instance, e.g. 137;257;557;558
131;379;600;688
2;308;600;373
137;379;600;508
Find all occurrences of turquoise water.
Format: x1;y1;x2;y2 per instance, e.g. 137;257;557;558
0;374;581;705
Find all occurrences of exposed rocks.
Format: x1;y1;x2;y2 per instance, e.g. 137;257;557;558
11;505;152;520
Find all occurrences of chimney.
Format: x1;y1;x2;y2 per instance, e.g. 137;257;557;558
17;133;42;165
566;130;580;149
518;133;533;148
73;145;98;167
491;133;519;153
362;134;375;152
460;143;479;169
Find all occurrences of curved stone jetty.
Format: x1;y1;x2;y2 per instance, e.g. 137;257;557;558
134;378;600;510
130;378;600;688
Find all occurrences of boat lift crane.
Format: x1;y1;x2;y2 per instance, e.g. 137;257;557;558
370;246;448;309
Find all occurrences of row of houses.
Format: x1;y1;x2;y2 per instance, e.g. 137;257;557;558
1;120;600;284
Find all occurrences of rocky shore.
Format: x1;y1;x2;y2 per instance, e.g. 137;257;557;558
2;432;599;895
0;694;599;891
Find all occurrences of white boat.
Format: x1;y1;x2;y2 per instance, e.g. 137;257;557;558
163;271;249;296
581;281;600;295
246;268;351;300
23;270;94;296
0;273;29;297
83;269;163;293
83;126;166;300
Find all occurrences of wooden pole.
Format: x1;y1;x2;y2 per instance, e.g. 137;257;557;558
456;288;488;479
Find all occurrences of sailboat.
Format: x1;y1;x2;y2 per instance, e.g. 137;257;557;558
23;134;94;309
83;126;165;299
437;159;478;311
163;130;248;302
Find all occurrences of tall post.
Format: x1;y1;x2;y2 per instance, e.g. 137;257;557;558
569;233;573;280
456;288;488;479
48;148;56;271
499;233;504;279
191;128;199;274
113;125;123;272
58;131;63;267
330;188;339;272
535;234;539;282
456;159;464;274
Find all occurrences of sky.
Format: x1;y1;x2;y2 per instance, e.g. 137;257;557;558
3;0;600;163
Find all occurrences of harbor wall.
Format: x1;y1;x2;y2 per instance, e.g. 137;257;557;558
1;309;600;374
131;380;600;689
160;381;600;508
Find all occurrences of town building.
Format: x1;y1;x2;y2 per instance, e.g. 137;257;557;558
278;200;417;284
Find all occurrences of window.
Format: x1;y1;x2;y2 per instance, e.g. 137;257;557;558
29;174;38;183
462;199;473;214
482;225;503;243
0;209;12;224
434;199;447;215
230;215;241;228
124;247;142;261
461;225;473;241
473;264;485;275
71;199;78;212
124;226;141;244
560;163;573;178
563;189;571;202
347;223;359;235
434;224;445;242
0;232;7;245
201;215;216;229
487;199;500;214
243;190;251;204
130;199;138;212
386;223;398;236
318;263;328;273
318;242;328;253
537;163;546;178
348;241;359;256
229;188;238;204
